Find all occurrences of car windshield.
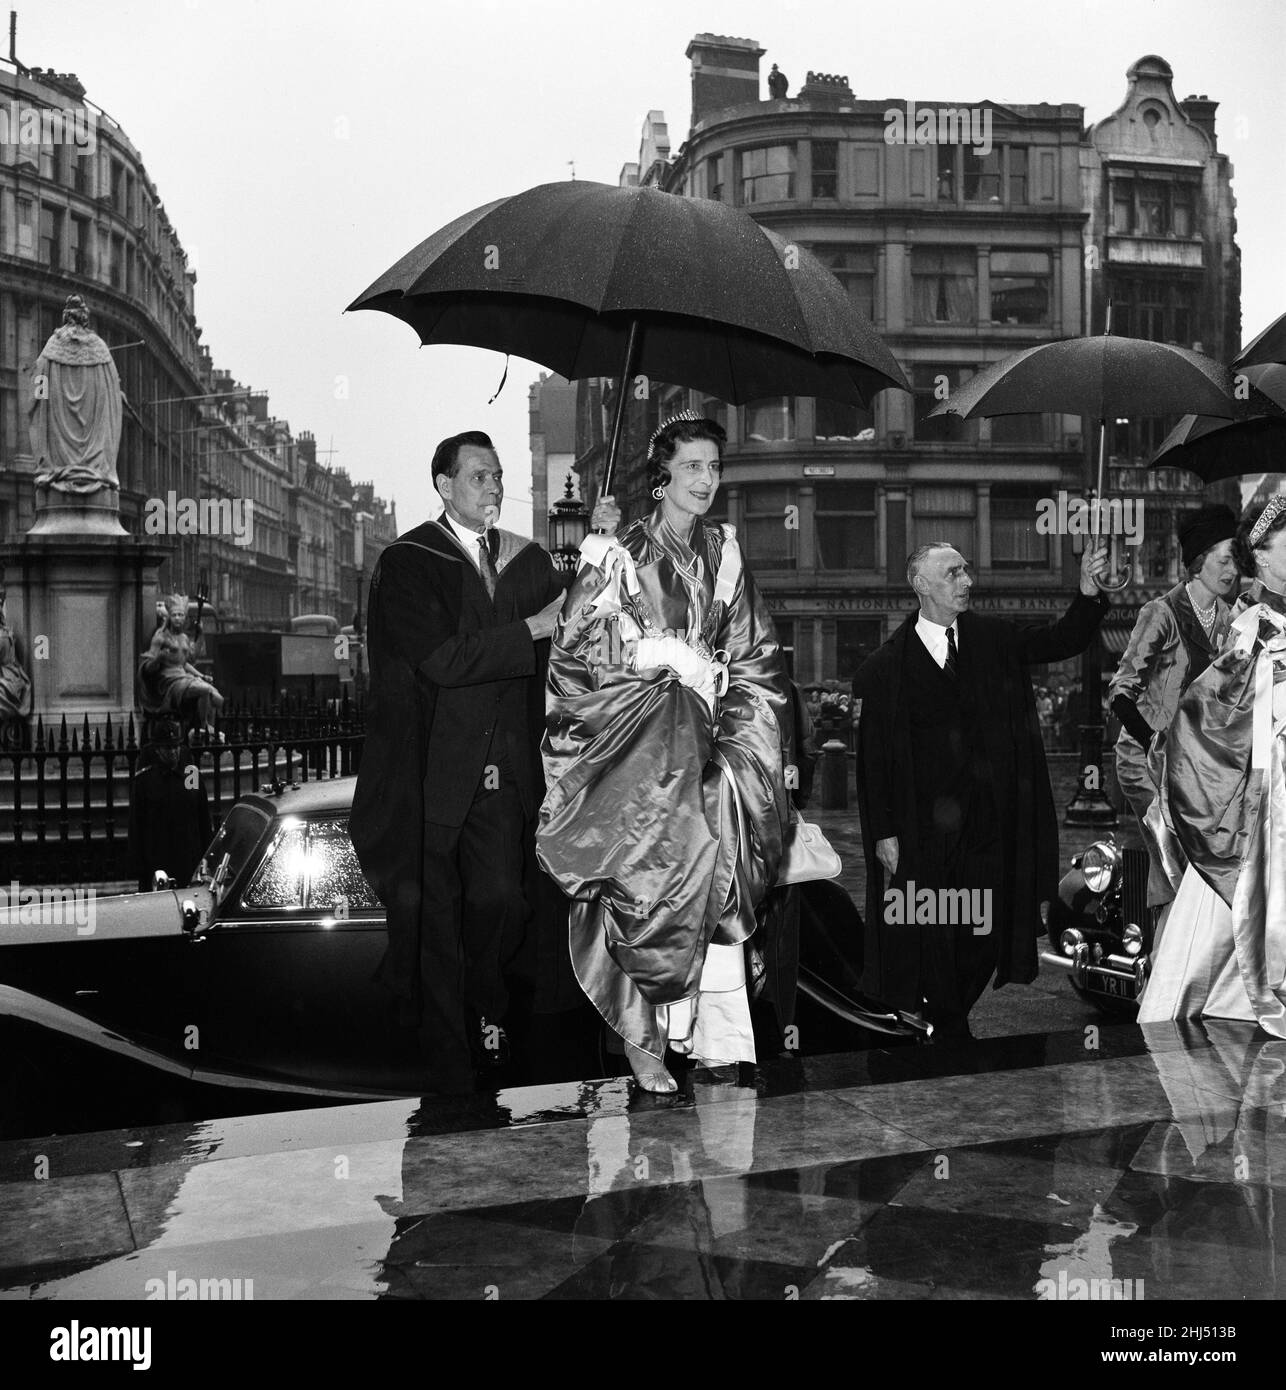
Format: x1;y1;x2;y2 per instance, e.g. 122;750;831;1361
199;803;272;891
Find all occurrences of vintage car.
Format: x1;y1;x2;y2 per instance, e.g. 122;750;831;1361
1040;832;1154;1015
0;775;927;1138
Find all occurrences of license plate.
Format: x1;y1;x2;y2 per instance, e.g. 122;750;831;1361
1088;967;1135;1001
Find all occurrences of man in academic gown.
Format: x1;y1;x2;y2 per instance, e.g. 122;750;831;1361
351;429;614;1090
853;539;1110;1041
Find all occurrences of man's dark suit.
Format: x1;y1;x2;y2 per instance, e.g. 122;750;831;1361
351;516;566;1090
853;593;1108;1034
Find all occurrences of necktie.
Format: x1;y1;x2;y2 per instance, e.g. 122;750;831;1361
477;531;498;601
944;625;959;678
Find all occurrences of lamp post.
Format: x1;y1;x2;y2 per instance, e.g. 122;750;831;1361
547;472;589;573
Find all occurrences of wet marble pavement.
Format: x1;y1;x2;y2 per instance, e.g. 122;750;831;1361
0;1019;1281;1300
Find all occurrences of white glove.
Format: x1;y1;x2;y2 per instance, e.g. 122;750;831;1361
635;635;718;712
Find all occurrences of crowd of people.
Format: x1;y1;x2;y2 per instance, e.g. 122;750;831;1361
342;411;1286;1092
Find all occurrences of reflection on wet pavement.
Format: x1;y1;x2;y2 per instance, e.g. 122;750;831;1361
1;1022;1281;1299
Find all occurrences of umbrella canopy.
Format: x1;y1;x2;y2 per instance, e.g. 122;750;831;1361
349;181;908;488
1234;310;1286;370
929;335;1236;422
1149;363;1286;484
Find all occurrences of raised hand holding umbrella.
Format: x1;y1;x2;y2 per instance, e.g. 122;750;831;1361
929;317;1237;825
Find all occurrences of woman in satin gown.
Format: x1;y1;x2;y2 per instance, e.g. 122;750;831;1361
1138;495;1286;1039
537;412;792;1092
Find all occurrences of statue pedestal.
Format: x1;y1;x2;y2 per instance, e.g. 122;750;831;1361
2;487;168;730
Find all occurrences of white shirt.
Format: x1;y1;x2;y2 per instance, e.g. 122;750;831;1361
915;612;960;670
439;512;490;574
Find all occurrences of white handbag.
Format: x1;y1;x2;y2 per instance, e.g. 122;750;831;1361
777;809;842;885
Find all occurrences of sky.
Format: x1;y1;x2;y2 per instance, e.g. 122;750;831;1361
24;0;1286;536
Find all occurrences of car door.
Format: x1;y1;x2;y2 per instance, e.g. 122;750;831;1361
189;812;421;1092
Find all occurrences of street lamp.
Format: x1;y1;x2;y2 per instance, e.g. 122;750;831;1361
547;471;589;573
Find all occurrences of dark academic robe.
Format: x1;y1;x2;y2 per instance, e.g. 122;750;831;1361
350;518;566;1066
853;592;1108;1013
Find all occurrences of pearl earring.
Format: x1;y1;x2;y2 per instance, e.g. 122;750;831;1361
652;485;665;500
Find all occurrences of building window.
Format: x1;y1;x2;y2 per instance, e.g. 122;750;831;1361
39;205;63;270
1173;187;1195;237
911;248;976;325
814;397;874;441
39;139;58;181
1139;510;1176;580
742;485;797;570
837;619;882;683
812;140;838;199
963;146;1002;201
912;365;978;443
989;250;1050;325
694;393;728;434
815;483;877;570
914;485;976;559
1111;176;1199;237
73;152;91;194
111;159;126;214
936;146;955;200
1008;146;1029;204
739;144;796;203
706;153;724;202
811;245;876;320
1138;179;1169;234
70;215;90;274
16;198;35;254
742;397;795;441
991;485;1050;568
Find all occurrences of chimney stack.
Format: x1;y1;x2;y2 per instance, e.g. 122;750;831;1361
686;33;764;128
1180;93;1218;146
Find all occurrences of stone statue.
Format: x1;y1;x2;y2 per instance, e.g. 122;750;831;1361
768;63;789;100
139;592;224;732
0;585;33;734
29;294;123;494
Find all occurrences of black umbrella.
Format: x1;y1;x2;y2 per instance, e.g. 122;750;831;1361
349;180;908;492
1149;363;1286;483
930;333;1237;590
1234;311;1286;370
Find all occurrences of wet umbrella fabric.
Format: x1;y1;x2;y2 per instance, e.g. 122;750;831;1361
1234;310;1286;370
1149;363;1286;484
348;180;908;409
928;335;1236;422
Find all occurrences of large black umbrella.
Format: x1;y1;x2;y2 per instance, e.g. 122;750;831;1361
1149;363;1286;483
349;180;908;491
1234;311;1286;370
929;334;1237;590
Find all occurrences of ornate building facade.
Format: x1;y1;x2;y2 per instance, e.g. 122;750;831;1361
574;35;1240;685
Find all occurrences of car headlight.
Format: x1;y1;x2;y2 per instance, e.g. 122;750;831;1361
1122;922;1144;957
1060;927;1085;958
1080;841;1120;895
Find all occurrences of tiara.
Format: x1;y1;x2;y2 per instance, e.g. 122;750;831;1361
648;409;704;452
1250;495;1286;547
